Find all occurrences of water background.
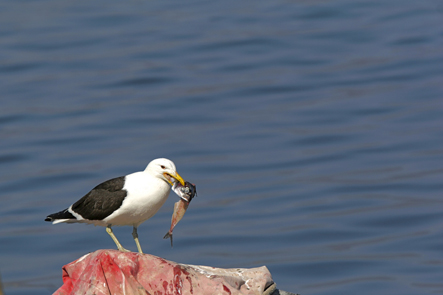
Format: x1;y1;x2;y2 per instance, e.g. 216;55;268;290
1;1;442;294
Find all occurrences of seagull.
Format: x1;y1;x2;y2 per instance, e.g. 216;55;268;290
45;158;185;254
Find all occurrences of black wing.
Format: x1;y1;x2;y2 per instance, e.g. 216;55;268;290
71;176;127;220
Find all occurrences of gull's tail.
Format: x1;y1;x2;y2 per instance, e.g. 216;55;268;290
45;208;76;224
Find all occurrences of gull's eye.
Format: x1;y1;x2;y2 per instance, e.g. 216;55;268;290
161;165;166;169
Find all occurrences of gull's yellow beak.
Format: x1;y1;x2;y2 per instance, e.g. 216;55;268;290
164;172;185;186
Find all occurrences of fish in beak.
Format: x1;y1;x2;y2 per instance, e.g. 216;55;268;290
163;172;185;186
163;181;197;247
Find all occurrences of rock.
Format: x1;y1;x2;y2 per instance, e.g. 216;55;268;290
54;249;285;295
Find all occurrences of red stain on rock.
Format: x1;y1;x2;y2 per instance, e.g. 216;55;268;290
158;257;169;265
173;265;190;276
223;284;231;294
173;265;184;294
186;275;193;294
162;280;169;294
171;265;194;295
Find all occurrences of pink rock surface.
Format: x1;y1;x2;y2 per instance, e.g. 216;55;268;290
54;249;274;295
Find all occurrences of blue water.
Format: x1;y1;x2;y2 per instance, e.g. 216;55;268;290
1;1;442;294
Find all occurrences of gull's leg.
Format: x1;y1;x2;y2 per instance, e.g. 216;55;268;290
106;225;130;252
132;226;143;254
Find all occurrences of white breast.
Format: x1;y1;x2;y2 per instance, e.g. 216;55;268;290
103;171;170;226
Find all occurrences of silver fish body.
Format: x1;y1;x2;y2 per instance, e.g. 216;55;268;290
172;181;197;202
164;181;197;247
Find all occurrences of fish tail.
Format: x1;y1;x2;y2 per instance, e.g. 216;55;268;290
163;232;173;248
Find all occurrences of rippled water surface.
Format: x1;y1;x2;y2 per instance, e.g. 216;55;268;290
1;1;442;294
